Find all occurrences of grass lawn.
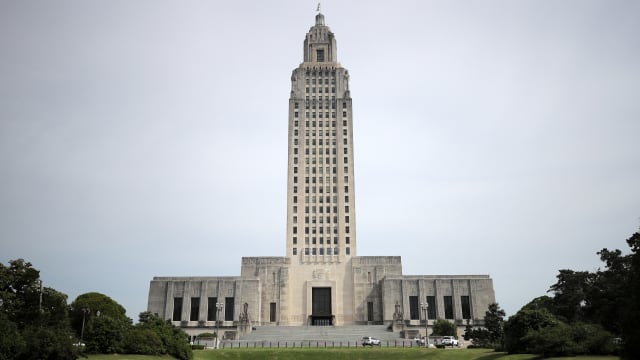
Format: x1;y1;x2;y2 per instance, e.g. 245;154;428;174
86;349;620;360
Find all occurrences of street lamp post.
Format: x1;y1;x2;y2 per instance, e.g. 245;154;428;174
420;302;430;347
80;308;90;345
215;302;224;349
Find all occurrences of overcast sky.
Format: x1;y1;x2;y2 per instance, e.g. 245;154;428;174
1;0;639;320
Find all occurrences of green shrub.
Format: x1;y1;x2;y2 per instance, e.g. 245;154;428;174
519;321;616;357
123;328;163;355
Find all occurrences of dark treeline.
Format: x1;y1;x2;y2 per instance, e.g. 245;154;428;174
465;231;640;359
0;259;192;360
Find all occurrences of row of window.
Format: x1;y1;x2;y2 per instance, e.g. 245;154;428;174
293;194;340;202
293;213;350;224
292;166;349;176
292;194;349;205
305;77;335;85
293;157;348;166
292;236;350;245
293;148;344;157
303;69;336;77
293;100;347;109
172;297;234;322
293;139;340;148
292;199;339;209
293;176;349;185
305;87;336;94
293;137;349;146
175;295;472;323
293;130;349;139
292;226;350;235
292;184;349;194
293;120;349;129
303;100;348;113
292;247;351;256
174;297;280;323
292;191;350;204
408;295;472;320
292;204;351;214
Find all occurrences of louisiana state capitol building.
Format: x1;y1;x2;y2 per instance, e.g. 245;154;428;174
147;12;495;338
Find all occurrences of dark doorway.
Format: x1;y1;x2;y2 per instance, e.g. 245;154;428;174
311;287;332;325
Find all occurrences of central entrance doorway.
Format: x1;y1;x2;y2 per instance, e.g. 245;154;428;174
311;287;332;325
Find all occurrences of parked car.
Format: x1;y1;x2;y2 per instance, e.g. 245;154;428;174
441;336;458;346
362;336;381;346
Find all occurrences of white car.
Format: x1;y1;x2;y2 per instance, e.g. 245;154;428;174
362;336;381;346
441;336;459;346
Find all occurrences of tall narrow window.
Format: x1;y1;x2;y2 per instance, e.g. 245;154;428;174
172;297;183;321
207;297;217;321
461;296;471;319
367;302;374;322
316;49;325;62
444;296;454;320
190;297;200;321
270;302;277;322
225;297;234;321
409;296;419;320
426;296;436;319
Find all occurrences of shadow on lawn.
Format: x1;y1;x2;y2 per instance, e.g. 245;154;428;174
476;353;540;360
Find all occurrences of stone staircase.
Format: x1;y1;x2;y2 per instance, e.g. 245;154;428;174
240;324;407;344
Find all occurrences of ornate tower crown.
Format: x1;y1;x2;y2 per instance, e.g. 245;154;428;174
303;13;337;63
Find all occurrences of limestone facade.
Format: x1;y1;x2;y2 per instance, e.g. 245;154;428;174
147;12;495;338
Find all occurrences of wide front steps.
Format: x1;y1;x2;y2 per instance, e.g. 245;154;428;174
240;325;403;343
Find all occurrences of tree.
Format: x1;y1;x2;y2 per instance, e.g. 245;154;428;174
621;232;640;358
548;270;594;323
20;324;78;360
520;321;614;357
520;321;581;357
503;231;640;358
484;302;506;346
587;248;629;334
69;292;129;335
135;312;192;360
123;327;163;355
503;307;558;353
85;315;130;353
464;325;491;347
521;295;555;312
462;303;505;349
0;259;42;328
430;319;457;337
69;292;131;353
0;311;25;360
0;259;78;360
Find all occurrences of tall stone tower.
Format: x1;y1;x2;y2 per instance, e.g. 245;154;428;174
147;11;496;335
285;12;357;325
286;12;356;260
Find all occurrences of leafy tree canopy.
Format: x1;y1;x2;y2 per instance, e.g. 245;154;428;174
430;318;457;337
69;292;129;335
135;312;192;360
0;259;78;360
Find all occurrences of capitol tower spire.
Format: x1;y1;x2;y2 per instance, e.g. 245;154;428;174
287;12;356;262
